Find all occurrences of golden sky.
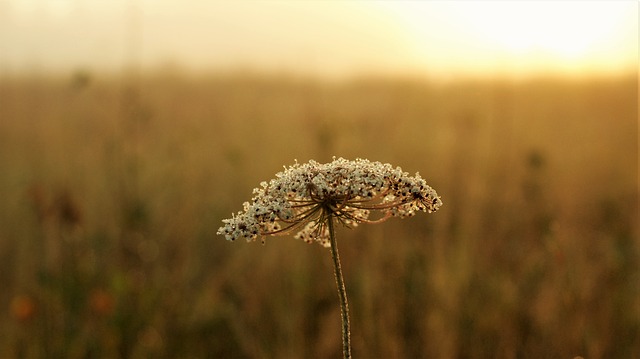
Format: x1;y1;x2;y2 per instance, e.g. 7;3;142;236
0;0;636;78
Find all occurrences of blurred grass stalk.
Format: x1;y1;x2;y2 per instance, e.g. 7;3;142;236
0;71;637;358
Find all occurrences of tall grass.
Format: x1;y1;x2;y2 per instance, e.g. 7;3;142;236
0;71;637;358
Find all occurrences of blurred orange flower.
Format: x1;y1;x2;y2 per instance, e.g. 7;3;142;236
10;295;37;322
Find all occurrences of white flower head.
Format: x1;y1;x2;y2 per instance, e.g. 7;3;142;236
217;157;442;246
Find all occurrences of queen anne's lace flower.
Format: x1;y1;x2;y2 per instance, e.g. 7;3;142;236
217;157;442;247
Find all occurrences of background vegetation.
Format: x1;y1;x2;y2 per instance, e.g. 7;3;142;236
0;71;637;358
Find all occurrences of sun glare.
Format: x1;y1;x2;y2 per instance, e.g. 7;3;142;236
375;1;637;77
2;0;636;78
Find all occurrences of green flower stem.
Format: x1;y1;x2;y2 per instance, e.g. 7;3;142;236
327;214;351;359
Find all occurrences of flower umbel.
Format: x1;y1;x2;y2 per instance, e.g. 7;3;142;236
218;157;441;359
217;157;442;246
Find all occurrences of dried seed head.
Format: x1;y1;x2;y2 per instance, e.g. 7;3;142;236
217;157;442;246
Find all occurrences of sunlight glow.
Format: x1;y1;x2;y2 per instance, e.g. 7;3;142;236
375;1;637;77
1;0;636;78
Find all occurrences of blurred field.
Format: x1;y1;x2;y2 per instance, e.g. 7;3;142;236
0;71;637;358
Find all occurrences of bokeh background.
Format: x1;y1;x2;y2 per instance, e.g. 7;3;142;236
1;1;638;358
